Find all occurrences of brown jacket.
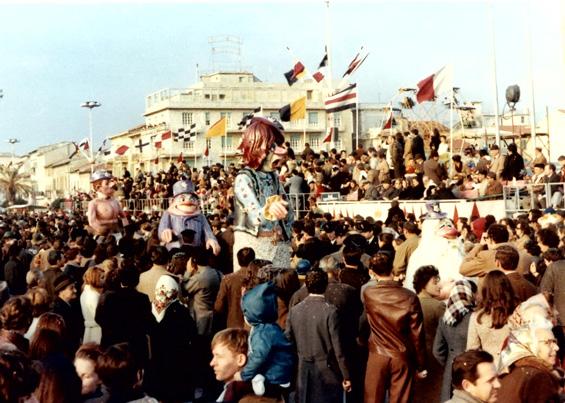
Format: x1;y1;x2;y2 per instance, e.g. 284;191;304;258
506;272;538;303
393;235;420;276
363;280;425;370
459;243;534;278
498;357;561;403
214;266;249;328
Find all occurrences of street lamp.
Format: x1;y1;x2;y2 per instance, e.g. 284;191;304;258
6;138;19;166
81;101;101;170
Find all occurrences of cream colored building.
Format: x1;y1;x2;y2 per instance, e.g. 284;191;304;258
106;71;355;173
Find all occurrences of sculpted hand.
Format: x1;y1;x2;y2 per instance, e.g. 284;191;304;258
416;370;428;379
207;239;221;256
342;380;352;392
267;200;288;220
161;229;174;243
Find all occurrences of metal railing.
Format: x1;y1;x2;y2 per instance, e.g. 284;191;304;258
72;192;343;217
503;182;565;214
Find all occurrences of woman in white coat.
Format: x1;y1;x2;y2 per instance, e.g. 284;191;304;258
80;266;105;344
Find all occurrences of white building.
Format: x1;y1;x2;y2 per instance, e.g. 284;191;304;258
107;71;355;173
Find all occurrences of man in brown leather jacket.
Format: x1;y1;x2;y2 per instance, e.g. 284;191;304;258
362;252;426;403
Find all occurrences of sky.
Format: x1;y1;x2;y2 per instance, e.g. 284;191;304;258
0;0;562;154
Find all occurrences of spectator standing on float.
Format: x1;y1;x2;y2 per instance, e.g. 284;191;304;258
362;253;426;403
502;143;525;181
423;151;443;186
489;145;505;180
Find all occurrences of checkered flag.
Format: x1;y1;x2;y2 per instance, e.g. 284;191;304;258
174;128;186;142
238;106;263;129
187;123;197;142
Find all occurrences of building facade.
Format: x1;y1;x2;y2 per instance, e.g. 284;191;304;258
106;71;355;172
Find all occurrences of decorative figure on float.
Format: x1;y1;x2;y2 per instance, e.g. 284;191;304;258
87;170;127;238
404;201;465;293
158;179;220;254
232;117;293;271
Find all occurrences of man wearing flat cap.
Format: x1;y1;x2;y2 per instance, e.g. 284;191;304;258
87;170;127;238
158;179;220;254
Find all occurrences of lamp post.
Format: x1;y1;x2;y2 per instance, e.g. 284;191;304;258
6;138;19;166
81;101;101;171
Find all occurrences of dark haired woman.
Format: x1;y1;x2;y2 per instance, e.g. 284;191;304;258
466;270;517;362
413;265;445;403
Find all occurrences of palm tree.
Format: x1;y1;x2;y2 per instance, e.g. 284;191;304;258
0;163;32;205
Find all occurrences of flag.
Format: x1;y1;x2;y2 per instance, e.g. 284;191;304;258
187;123;197;142
154;141;162;149
279;96;306;122
382;111;396;129
470;201;480;220
284;61;306;86
204;146;209;157
177;152;184;163
115;145;129;156
205;117;227;138
174;128;185;142
453;205;459;225
324;84;357;113
78;138;90;151
69;143;79;159
154;157;159;164
323;127;338;143
313;52;328;83
342;47;369;77
416;65;453;103
96;138;110;158
238;106;263;129
161;130;172;140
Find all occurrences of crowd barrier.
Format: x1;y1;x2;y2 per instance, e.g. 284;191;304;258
503;182;565;215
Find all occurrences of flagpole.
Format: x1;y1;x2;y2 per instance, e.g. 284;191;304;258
524;0;536;149
223;124;227;168
449;87;454;175
325;0;334;92
355;87;359;150
488;2;501;147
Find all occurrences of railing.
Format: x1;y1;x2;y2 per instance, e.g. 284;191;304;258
503;182;565;214
72;192;343;217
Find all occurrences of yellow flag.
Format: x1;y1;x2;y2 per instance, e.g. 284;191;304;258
290;96;306;121
205;117;227;138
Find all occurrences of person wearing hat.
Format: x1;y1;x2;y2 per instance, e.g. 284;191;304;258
87;170;127;238
52;273;84;352
158;180;220;254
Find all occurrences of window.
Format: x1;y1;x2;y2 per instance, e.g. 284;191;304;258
206;139;211;149
333;112;341;127
239;76;244;83
270;112;279;120
205;112;210;125
220;112;232;126
290;135;301;150
205;94;210;99
221;136;233;150
307;90;313;100
219;94;225;100
309;134;320;149
183;141;194;151
308;112;318;125
182;112;193;126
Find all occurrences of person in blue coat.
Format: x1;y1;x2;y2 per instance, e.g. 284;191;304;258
231;281;295;399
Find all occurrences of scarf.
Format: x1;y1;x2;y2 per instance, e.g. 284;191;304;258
443;279;476;326
152;275;179;323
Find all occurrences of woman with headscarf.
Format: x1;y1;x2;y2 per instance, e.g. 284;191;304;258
433;279;478;402
497;315;562;402
144;274;197;402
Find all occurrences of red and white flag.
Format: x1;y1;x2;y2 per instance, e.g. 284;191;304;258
416;65;453;103
324;84;357;113
78;138;90;151
154;141;162;149
161;130;172;141
313;52;328;83
382;110;396;129
115;145;129;156
342;47;369;78
323;127;338;144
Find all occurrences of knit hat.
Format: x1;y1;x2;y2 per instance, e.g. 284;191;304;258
53;274;74;295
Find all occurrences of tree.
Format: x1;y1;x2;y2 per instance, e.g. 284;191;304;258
0;164;32;205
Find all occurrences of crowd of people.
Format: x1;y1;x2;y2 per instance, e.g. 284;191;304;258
1;133;565;403
72;130;565;215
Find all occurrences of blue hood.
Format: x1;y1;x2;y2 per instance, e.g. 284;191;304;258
241;282;278;325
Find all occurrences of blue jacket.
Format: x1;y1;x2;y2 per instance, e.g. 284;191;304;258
240;282;294;384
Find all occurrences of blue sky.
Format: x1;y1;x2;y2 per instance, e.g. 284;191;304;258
0;0;562;153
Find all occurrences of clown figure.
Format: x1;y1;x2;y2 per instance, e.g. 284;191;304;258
233;117;294;271
158;180;220;254
404;202;465;295
87;170;127;238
